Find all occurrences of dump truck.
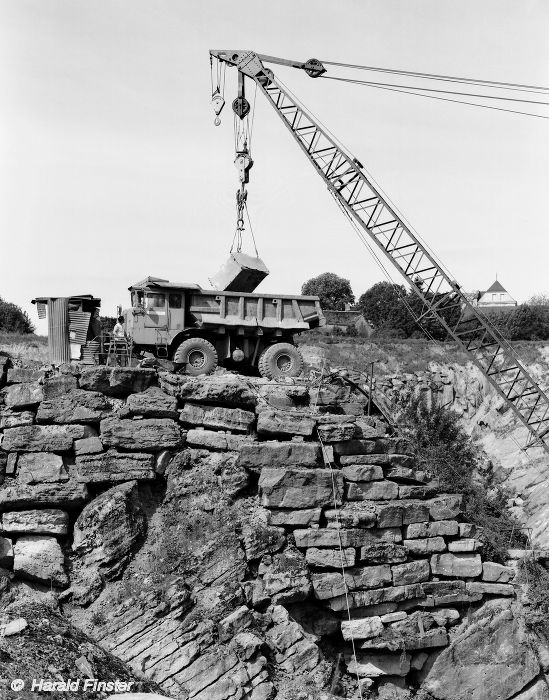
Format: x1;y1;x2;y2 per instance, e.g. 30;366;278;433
122;276;324;378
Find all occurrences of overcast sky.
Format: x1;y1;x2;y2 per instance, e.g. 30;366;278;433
1;0;548;333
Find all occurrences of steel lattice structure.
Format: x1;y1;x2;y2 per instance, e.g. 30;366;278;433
211;50;549;454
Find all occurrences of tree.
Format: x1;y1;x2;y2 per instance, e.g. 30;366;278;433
526;293;549;306
0;297;35;334
357;282;416;337
301;272;354;310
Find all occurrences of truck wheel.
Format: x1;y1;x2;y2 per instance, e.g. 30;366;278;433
258;343;304;380
174;338;218;376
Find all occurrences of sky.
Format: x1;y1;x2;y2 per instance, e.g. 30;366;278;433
1;0;548;334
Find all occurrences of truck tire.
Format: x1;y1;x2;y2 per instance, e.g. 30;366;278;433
258;343;304;380
174;337;218;376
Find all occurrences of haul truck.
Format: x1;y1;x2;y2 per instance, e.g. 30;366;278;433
122;276;325;378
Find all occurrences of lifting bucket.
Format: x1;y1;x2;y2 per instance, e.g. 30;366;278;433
209;252;269;293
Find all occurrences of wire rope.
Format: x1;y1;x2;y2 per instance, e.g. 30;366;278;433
320;59;549;93
321;76;549;121
323;76;549;107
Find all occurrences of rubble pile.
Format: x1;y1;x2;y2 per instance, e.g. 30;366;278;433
0;357;546;700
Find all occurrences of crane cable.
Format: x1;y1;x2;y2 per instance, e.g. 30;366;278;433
321;75;549;121
319;59;549;94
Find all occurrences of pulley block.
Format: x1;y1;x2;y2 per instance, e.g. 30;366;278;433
232;95;251;119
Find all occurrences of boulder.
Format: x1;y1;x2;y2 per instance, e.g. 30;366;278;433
42;373;78;399
404;537;447;556
466;582;514;596
159;372;256;407
0;410;34;429
79;367;156;397
74;436;104;456
257;408;315;438
179;403;255;432
421;603;540;700
316;421;357;443
405;521;459;539
259;468;343;509
2;509;69;536
238;441;321;470
13;535;68;587
75;450;155;483
0;482;88;509
305;547;355;568
125;387;179;418
448;539;481;553
341;464;384;482
346;481;399;501
185;429;251;451
341;616;384;641
100;417;183;451
347;651;411;677
37;389;112;424
1;425;75;452
2;382;44;409
294;527;401;548
340;454;414;467
360;543;408;564
392;559;430;586
73;481;146;582
269;508;321;527
482;562;515;583
260;547;311;603
0;537;13;568
16;452;68;484
324;503;377;529
6;368;45;384
430;553;482;578
427;494;463;520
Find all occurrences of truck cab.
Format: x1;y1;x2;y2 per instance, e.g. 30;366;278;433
123;276;325;378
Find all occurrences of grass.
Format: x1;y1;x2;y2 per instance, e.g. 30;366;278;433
517;557;549;636
0;332;48;364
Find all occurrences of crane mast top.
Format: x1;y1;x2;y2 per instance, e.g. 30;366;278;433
209;49;549;455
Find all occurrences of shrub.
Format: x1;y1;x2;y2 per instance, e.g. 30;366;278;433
396;393;525;562
518;557;549;636
0;297;35;334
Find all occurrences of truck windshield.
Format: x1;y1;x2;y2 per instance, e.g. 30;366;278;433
145;293;166;309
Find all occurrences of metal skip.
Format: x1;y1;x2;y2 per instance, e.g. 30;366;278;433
209;251;269;293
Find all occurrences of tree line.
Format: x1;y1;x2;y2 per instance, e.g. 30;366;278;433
302;273;549;341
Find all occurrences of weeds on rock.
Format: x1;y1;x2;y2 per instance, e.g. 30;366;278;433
517;557;549;636
396;393;526;563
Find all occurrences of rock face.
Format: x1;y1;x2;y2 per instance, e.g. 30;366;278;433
72;481;146;593
0;367;545;700
422;601;542;700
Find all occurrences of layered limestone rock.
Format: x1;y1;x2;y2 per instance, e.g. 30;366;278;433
0;365;546;700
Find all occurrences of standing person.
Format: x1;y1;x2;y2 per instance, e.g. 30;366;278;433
113;316;125;339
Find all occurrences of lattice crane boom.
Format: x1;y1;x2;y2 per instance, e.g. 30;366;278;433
211;49;549;454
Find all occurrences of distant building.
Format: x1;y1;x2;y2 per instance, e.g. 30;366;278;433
472;279;517;312
323;305;374;337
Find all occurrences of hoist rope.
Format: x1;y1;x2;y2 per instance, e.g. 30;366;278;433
321;76;549;121
320;59;549;94
322;75;549;107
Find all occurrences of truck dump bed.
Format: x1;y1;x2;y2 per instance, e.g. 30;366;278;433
189;289;325;332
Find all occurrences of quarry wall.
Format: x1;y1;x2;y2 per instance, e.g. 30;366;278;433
0;358;548;700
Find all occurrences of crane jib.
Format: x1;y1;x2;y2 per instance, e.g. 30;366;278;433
213;50;549;454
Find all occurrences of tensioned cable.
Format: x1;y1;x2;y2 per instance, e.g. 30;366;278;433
320;59;549;93
321;76;549;121
324;76;549;107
